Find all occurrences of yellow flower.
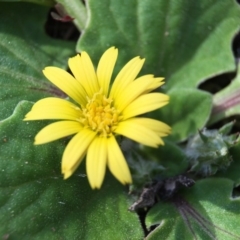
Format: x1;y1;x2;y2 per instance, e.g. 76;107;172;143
24;47;170;189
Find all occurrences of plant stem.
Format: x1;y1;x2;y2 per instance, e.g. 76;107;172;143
56;0;87;31
209;89;240;125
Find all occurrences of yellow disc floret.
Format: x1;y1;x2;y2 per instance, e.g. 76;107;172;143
80;90;121;137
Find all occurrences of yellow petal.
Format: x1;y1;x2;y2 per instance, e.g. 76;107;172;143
63;159;84;180
115;119;165;147
31;97;77;110
97;47;118;95
86;137;107;189
127;118;171;136
110;57;145;98
62;129;96;179
68;52;99;97
43;67;86;105
24;98;80;121
116;75;165;111
34;121;83;144
122;93;169;120
143;77;165;94
107;136;132;184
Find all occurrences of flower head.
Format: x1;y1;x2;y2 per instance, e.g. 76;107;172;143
24;47;170;189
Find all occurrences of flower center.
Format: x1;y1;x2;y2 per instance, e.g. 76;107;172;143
80;91;121;137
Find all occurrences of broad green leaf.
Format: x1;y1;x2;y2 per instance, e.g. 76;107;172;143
0;2;75;120
78;0;240;90
150;88;212;142
0;0;53;5
209;64;240;125
145;178;240;240
77;0;238;142
0;101;143;239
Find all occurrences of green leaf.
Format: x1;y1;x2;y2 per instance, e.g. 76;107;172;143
209;64;240;125
0;0;53;6
215;141;240;185
185;126;238;177
78;0;240;90
144;139;189;178
145;178;240;240
127;139;188;191
0;2;75;120
77;0;238;142
150;88;212;142
0;101;143;239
